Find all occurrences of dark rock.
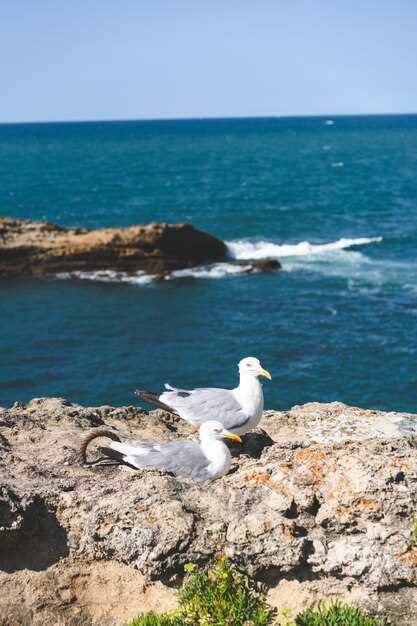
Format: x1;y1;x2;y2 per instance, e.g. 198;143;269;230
248;259;282;272
235;258;282;273
0;216;227;277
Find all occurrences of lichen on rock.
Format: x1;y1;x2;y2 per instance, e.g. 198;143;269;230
0;398;416;625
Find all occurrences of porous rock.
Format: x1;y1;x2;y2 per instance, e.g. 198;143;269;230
0;398;416;625
0;216;227;277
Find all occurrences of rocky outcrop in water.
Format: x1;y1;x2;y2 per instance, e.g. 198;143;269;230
1;398;416;626
241;258;282;273
0;216;228;277
0;216;283;279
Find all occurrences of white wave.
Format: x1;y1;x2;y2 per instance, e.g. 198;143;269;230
56;270;155;285
284;248;417;292
54;236;389;288
170;262;252;280
55;263;252;285
226;236;383;260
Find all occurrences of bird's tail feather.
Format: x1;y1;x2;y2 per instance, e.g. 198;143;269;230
135;388;177;414
98;446;138;470
109;440;145;456
98;445;124;463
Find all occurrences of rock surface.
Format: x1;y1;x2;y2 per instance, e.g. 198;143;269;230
1;398;416;625
238;258;282;273
0;216;227;277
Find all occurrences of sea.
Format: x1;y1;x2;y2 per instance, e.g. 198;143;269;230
1;115;417;413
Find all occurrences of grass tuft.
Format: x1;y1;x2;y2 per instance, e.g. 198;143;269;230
178;557;274;625
127;610;183;626
295;601;392;626
127;563;395;626
127;558;274;626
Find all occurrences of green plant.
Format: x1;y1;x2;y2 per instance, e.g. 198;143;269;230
295;601;391;626
127;558;275;626
127;564;395;626
277;607;297;626
178;557;274;625
127;610;183;626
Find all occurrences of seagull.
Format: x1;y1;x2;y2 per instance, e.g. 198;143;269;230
136;356;272;435
81;421;241;482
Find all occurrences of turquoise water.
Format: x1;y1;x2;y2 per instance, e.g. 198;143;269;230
1;115;417;411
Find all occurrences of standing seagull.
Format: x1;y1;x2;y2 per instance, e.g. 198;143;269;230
81;421;241;482
136;357;271;435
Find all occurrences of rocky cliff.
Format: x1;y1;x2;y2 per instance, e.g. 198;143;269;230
1;398;416;626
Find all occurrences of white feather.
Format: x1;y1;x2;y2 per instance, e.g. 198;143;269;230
110;441;150;456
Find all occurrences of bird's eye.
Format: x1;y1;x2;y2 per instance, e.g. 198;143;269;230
246;362;252;367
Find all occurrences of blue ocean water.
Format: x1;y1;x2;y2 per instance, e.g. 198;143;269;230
1;115;417;412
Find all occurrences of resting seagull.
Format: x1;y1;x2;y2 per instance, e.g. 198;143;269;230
136;357;272;435
81;421;241;482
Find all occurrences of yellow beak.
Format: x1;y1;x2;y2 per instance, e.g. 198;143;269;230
224;433;242;443
259;367;272;380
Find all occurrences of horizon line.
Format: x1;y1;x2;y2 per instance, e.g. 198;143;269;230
1;111;417;126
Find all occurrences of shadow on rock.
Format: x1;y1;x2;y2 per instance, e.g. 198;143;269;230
227;430;274;459
0;490;69;573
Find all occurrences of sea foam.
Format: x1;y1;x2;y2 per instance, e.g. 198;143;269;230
226;236;383;260
170;262;252;280
56;270;155;285
56;236;384;285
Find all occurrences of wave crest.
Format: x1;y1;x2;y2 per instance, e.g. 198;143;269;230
56;236;385;286
56;270;154;285
226;236;383;260
170;263;252;280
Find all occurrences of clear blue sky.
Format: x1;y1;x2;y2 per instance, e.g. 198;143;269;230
1;1;417;122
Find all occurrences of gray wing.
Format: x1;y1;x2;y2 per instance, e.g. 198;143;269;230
126;441;212;482
159;386;249;430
